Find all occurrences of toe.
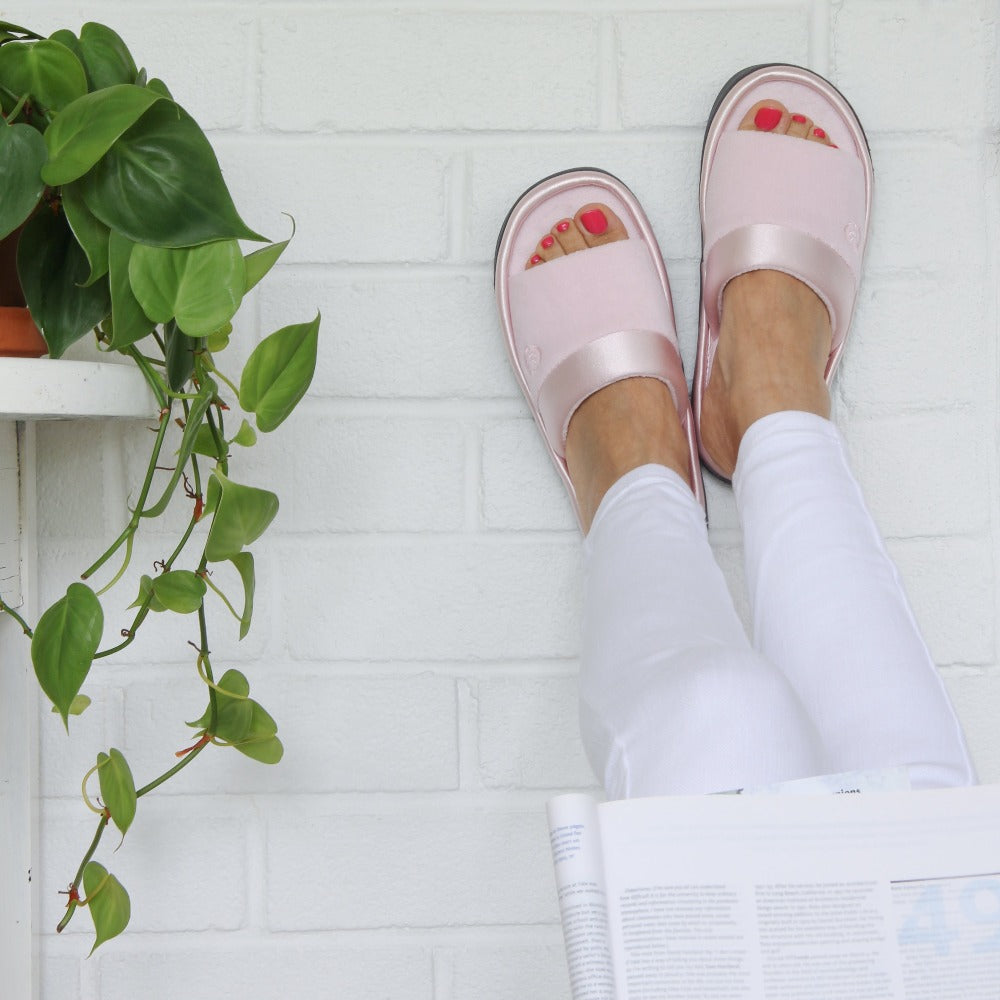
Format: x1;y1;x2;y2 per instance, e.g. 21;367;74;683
786;112;813;139
739;100;789;135
534;232;565;263
574;203;627;249
552;217;588;255
807;124;833;146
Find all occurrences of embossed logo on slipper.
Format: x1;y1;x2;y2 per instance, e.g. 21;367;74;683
524;345;541;372
845;222;861;249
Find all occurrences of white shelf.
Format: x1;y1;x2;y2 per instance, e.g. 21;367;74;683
0;358;157;420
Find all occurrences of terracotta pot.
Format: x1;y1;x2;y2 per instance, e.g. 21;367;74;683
0;306;46;357
0;226;47;358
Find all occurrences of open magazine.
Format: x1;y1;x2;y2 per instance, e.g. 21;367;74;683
547;778;1000;999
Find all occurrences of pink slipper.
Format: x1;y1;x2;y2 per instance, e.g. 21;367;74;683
494;168;705;528
693;65;874;479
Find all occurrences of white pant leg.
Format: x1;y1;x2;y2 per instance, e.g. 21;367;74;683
580;465;824;798
734;411;976;789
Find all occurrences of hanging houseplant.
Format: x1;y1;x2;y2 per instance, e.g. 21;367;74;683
0;19;320;952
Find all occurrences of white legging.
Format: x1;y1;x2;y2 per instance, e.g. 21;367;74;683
579;410;976;799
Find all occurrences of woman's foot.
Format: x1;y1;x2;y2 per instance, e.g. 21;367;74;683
699;100;837;478
523;204;693;532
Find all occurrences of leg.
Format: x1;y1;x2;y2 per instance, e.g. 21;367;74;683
700;99;975;789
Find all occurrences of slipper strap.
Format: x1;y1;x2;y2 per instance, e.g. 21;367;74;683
508;238;685;457
703;130;869;351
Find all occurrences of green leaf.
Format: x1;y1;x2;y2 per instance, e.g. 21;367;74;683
97;748;136;836
48;29;83;64
233;702;283;764
232;420;257;449
78;22;139;89
0;38;87;112
78;100;264;247
191;423;223;460
31;583;103;726
42;84;162;186
163;320;200;392
83;862;130;954
130;240;245;337
230;552;255;640
150;570;206;614
239;314;319;433
51;694;92;716
243;233;291;294
206;327;230;353
17;206;111;357
187;668;250;734
61;182;110;286
128;574;166;612
144;77;172;99
107;231;155;349
204;472;278;563
141;375;216;518
0;119;46;240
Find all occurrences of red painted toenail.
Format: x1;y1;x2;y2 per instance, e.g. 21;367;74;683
830;143;839;149
580;209;608;235
754;107;782;131
791;113;807;123
529;254;542;265
556;220;571;233
541;235;555;249
813;127;826;139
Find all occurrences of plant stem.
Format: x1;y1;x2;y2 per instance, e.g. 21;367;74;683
56;812;109;933
0;597;33;637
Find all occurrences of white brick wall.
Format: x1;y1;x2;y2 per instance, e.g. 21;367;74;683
12;1;999;997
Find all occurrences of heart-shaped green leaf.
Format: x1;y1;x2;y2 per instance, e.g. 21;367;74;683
83;862;130;954
78;22;138;89
78;100;264;247
61;182;110;286
150;570;206;614
204;472;278;563
128;574;166;613
106;230;154;349
129;240;245;337
232;701;282;764
31;582;103;727
97;748;136;836
17;206;111;357
232;420;257;449
51;694;92;717
42;84;162;186
0;119;46;240
239;314;319;433
187;668;250;734
0;38;87;112
230;552;255;640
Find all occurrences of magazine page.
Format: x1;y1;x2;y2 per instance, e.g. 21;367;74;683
547;793;617;1000
595;784;1000;1000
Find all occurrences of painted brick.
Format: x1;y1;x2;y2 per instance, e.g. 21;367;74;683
248;414;467;533
122;672;459;793
280;537;582;661
482;419;576;532
446;939;571;1000
470;136;702;265
266;803;557;929
942;670;1000;784
843;409;990;538
839;276;990;408
887;537;995;666
257;270;518;400
261;13;599;131
36;421;109;541
618;8;811;127
39;798;250;936
832;0;996;132
476;675;597;790
96;942;433;1000
214;137;452;264
866;139;983;275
